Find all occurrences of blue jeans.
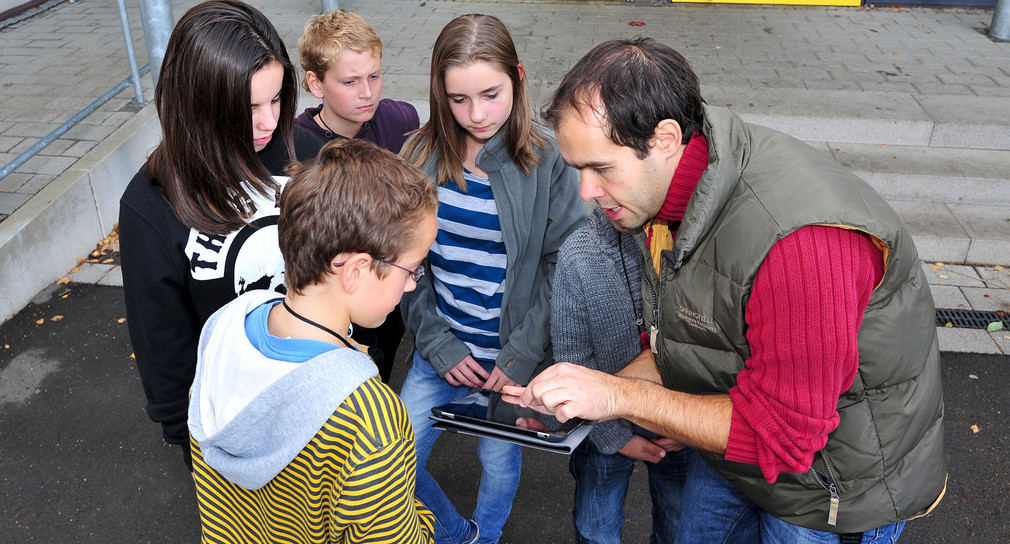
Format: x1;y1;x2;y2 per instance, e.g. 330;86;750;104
676;451;905;544
401;351;522;544
569;440;690;544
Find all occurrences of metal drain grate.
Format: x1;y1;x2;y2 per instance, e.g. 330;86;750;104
935;308;1009;329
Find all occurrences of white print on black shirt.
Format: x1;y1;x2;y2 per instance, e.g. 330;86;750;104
184;177;288;295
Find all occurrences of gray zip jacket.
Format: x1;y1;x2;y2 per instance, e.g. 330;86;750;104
401;123;585;385
551;208;644;454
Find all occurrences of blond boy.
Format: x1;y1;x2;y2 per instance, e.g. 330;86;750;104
297;11;419;152
296;11;420;381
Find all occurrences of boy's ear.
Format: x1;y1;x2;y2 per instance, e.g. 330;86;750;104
305;70;326;100
336;253;372;294
651;119;684;158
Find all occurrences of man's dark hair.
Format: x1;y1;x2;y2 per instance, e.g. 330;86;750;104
542;37;705;159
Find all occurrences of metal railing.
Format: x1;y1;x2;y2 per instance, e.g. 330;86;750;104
0;0;162;183
2;0;343;184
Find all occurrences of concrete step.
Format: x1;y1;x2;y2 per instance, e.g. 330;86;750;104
822;143;1010;206
703;87;1010;151
807;142;1010;265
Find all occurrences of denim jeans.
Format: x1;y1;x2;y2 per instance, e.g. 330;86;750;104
676;450;906;544
401;351;522;544
569;440;690;544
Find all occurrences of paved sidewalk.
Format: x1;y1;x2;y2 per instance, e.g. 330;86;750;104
2;0;1009;348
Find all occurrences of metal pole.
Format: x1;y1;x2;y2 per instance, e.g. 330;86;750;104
321;0;341;13
116;0;145;103
0;66;151;183
137;0;174;87
993;0;1010;41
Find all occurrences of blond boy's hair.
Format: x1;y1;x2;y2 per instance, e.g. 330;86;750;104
298;11;383;92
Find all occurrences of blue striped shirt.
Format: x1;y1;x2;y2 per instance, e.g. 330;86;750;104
430;170;507;363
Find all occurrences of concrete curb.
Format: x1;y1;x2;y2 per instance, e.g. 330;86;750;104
0;105;160;324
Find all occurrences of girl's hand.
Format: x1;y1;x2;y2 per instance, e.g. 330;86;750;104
483;365;518;392
445;355;490;388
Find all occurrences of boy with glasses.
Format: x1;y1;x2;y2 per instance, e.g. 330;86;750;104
188;139;437;543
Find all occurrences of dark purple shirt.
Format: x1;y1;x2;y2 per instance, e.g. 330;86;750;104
295;99;420;154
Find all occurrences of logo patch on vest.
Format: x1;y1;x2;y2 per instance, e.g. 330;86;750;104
677;306;720;334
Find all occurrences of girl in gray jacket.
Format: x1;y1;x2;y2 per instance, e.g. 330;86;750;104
400;14;584;544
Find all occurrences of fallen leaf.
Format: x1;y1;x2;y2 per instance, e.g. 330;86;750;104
35;318;44;325
870;29;878;32
60;293;69;299
77;257;86;266
892;7;900;11
938;275;948;279
987;321;1004;332
130;353;136;359
970;424;980;434
51;315;64;322
117;318;127;324
1004;335;1010;340
945;322;953;328
995;265;1004;271
715;46;721;50
101;258;114;264
70;267;80;274
935;262;945;267
629;21;646;26
969;374;978;379
90;250;101;258
984;294;991;298
4;344;9;349
57;277;70;285
893;51;901;55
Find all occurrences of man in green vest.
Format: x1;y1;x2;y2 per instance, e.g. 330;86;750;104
503;38;946;543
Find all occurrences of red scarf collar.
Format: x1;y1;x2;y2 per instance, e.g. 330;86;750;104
655;131;709;223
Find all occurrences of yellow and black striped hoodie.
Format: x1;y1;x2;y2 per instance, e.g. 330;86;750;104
189;291;434;543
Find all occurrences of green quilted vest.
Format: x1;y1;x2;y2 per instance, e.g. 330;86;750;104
633;106;947;533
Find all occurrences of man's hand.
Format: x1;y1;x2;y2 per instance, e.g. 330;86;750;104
503;362;734;455
501;362;618;423
483;365;518;392
445;355;490;388
618;435;667;463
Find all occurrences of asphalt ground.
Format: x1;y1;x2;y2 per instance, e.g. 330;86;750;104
1;282;1007;543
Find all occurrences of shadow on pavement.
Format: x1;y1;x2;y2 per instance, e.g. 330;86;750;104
1;284;1006;543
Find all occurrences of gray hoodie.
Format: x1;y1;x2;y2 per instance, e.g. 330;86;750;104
188;290;377;490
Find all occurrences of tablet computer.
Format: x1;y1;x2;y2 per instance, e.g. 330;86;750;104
430;400;594;454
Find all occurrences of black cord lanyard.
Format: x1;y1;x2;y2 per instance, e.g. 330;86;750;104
316;112;336;139
281;300;354;349
618;234;645;334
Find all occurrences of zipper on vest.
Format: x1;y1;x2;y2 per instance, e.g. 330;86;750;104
647;259;660;353
809;456;841;527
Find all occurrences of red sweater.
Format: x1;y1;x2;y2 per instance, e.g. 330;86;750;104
654;134;885;483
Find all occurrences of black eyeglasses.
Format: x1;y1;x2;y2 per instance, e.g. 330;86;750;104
374;256;425;282
333;256;425;282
